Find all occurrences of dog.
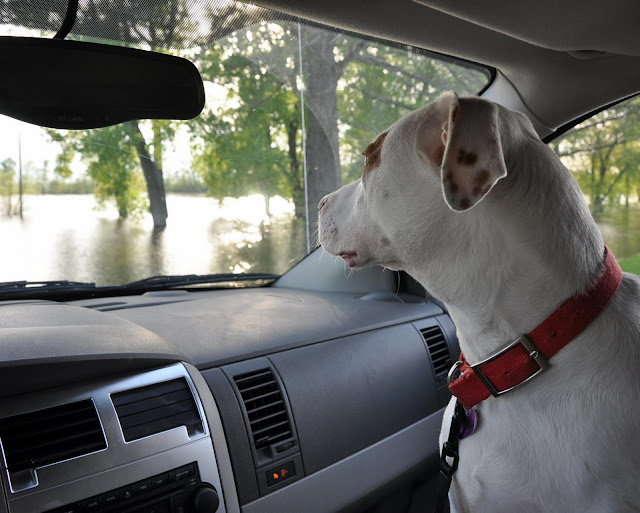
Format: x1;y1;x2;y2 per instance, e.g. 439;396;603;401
317;92;640;512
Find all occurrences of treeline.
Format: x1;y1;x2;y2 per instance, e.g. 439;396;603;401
1;157;209;216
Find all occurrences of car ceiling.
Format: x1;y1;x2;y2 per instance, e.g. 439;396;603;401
252;0;640;130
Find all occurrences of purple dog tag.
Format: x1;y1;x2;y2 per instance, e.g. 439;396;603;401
459;408;478;439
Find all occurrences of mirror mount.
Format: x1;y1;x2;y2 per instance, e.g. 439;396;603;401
54;0;79;40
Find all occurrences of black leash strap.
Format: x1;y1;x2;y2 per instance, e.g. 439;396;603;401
433;400;466;513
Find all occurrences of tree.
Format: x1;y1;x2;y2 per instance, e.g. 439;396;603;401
32;0;194;227
193;34;303;217
552;97;640;213
49;125;146;219
191;14;490;230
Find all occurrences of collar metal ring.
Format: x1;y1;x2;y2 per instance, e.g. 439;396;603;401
447;360;464;385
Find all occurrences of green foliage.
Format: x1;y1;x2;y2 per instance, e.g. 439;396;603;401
552;97;640;213
192;26;304;213
338;44;487;182
191;20;488;215
48;125;147;219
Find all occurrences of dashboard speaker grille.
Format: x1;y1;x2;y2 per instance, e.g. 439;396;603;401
0;399;106;474
112;378;203;442
420;325;452;387
233;368;292;451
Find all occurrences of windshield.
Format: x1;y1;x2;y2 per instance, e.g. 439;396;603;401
0;1;491;287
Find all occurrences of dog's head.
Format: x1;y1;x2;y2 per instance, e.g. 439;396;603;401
318;92;531;273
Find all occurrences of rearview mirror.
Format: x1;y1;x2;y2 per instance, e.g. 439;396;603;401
0;37;205;129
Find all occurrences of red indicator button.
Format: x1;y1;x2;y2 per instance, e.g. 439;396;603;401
266;461;296;487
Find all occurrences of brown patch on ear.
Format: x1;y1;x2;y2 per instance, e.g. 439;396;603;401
459;197;470;210
428;144;445;166
457;149;477;166
362;131;388;177
473;169;491;188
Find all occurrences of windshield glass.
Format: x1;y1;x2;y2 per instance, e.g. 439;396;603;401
0;1;491;286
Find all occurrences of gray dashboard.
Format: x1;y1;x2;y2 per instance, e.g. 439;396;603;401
0;277;459;513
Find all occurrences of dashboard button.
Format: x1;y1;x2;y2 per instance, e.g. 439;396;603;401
49;505;77;513
172;493;189;513
134;479;153;494
266;460;296;487
101;490;119;506
118;485;136;500
138;501;171;513
80;496;101;510
149;472;168;489
168;464;195;482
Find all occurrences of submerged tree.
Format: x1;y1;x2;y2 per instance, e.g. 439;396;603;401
0;158;16;216
192;12;488;229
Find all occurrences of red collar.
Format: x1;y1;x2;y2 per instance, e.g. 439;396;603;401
448;246;622;410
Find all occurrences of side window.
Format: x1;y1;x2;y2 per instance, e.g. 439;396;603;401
550;97;640;274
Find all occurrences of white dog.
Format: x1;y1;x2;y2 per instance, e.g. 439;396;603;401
317;92;640;512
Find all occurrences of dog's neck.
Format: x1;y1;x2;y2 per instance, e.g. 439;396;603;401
408;135;604;364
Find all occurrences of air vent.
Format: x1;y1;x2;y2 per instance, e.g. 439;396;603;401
233;368;292;451
420;325;452;387
112;378;203;442
0;399;106;475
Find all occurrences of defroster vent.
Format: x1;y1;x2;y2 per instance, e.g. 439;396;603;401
0;399;106;475
112;378;203;442
421;325;452;387
233;368;292;451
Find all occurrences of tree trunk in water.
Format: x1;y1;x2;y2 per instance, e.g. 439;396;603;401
625;175;630;207
301;27;342;231
264;194;272;217
593;195;604;214
126;121;168;227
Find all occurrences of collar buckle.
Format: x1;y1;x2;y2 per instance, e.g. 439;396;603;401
471;335;550;397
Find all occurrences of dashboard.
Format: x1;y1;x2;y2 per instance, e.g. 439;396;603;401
0;253;459;513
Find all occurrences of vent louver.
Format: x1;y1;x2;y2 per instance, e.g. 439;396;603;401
0;400;106;474
233;368;292;451
420;325;452;387
112;378;203;442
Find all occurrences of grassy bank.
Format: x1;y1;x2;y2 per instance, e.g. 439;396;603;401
619;254;640;275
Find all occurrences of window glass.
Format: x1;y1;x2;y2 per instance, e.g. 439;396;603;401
0;1;491;285
550;97;640;274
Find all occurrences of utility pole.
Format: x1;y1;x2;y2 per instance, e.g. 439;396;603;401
18;132;23;219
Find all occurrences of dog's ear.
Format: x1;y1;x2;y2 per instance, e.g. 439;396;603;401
425;92;507;212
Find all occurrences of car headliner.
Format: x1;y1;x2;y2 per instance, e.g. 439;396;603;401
253;0;640;131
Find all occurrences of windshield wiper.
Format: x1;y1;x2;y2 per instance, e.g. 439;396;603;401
120;272;280;289
0;280;97;292
0;273;279;301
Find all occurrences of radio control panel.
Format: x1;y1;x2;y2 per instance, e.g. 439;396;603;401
46;463;217;513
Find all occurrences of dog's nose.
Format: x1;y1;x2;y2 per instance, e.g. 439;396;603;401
318;195;329;211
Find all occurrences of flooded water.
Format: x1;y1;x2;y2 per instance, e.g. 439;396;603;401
0;194;308;285
0;194;638;286
593;205;640;262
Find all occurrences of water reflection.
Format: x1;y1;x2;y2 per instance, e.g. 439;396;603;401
0;194;307;285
